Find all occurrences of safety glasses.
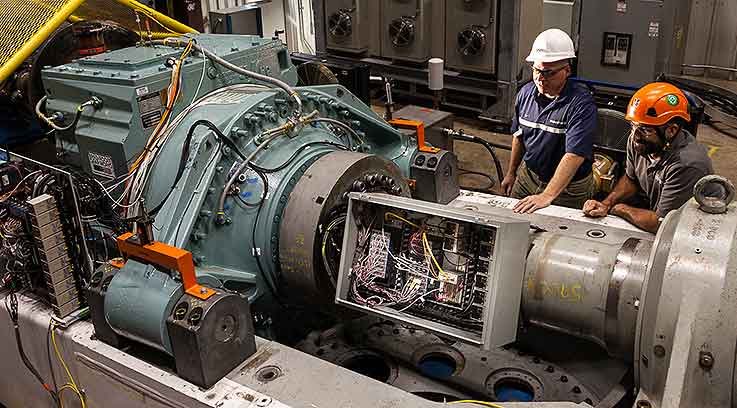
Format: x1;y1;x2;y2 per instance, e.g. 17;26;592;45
630;123;658;137
530;64;567;78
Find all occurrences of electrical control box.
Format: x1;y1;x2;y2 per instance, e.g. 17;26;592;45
574;0;692;85
336;193;529;349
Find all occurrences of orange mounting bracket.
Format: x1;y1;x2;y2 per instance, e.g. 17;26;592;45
116;232;216;300
389;119;440;153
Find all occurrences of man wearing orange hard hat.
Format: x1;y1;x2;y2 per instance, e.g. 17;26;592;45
583;82;713;233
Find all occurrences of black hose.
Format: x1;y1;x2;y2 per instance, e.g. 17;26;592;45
6;293;60;406
445;129;505;187
149;119;247;216
458;168;495;192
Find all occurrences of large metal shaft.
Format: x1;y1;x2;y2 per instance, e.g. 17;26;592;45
522;233;651;361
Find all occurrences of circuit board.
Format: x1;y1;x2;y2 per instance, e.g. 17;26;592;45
336;193;530;349
0;151;120;317
349;214;496;334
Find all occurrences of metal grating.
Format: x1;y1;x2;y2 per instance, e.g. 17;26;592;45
0;0;76;76
0;0;196;83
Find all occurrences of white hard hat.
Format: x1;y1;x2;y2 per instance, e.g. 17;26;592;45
526;28;576;63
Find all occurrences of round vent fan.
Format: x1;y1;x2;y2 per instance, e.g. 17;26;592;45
389;17;416;48
297;62;339;86
328;10;353;39
457;27;487;57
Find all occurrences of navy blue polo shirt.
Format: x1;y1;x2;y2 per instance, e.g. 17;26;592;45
510;80;597;182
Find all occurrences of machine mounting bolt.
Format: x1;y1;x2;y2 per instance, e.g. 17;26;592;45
560;375;568;383
200;288;208;294
699;351;714;369
545;365;554;373
216;166;224;173
654;345;666;358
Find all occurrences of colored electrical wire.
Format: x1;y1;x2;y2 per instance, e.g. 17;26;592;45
51;322;87;408
5;293;60;406
423;232;445;277
384;212;419;228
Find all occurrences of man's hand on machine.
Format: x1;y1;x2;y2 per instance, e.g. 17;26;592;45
582;200;611;218
513;193;554;213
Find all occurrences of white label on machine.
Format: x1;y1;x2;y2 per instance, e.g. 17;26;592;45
135;86;149;97
616;0;626;13
88;152;116;180
648;22;660;38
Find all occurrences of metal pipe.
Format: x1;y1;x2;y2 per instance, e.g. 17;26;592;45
681;64;737;73
152;39;304;119
190;41;304;119
522;234;651;360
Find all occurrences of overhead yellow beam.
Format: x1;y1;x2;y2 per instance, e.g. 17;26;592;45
0;0;87;83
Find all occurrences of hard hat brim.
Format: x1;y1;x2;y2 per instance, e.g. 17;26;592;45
526;53;577;63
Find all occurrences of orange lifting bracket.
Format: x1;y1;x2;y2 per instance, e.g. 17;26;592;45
116;232;216;300
388;119;440;154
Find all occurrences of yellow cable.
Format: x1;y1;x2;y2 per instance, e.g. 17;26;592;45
449;400;505;408
385;212;420;228
58;384;85;408
52;323;87;408
422;232;444;277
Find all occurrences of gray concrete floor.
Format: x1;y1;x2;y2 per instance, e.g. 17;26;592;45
375;106;737;195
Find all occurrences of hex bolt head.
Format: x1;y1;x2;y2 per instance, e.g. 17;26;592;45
699;351;714;369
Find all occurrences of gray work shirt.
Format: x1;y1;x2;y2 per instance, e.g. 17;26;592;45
625;129;713;218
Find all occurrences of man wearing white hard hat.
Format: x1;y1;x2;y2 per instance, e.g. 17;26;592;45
501;28;597;213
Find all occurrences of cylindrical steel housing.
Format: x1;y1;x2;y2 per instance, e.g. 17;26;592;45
523;233;651;360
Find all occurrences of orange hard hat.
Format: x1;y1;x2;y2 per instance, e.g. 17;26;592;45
626;82;691;126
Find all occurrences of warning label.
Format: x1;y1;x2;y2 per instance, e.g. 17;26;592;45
137;91;164;129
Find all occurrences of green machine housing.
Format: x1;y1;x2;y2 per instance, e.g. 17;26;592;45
42;34;297;180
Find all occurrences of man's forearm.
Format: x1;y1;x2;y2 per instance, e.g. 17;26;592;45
507;136;524;176
602;175;639;207
611;204;660;233
542;153;584;199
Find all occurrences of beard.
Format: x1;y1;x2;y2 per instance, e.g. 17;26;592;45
633;139;663;156
632;128;668;156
